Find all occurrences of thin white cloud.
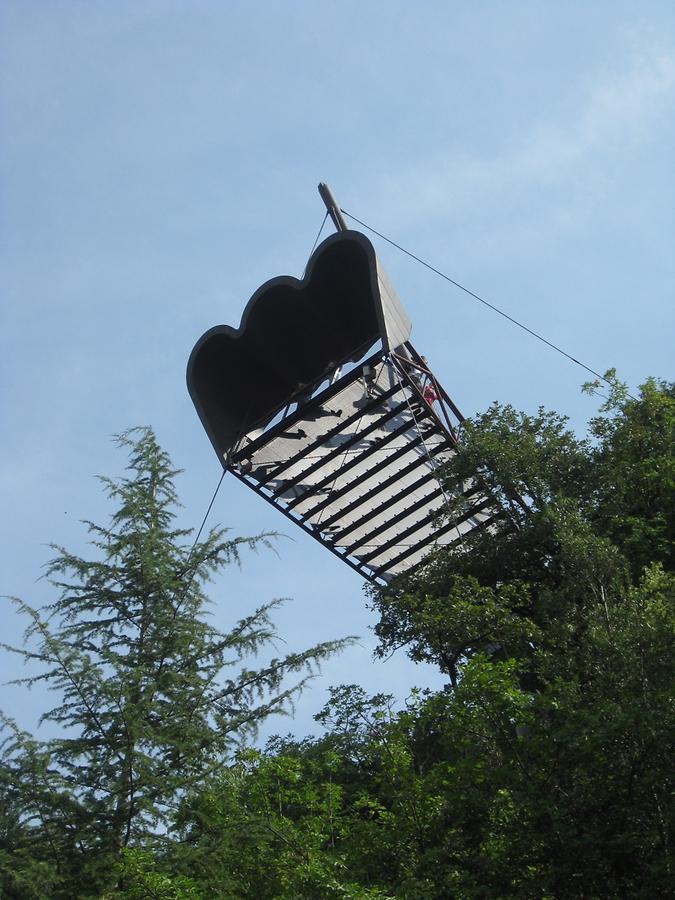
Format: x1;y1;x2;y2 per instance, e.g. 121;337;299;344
377;48;675;225
525;50;675;177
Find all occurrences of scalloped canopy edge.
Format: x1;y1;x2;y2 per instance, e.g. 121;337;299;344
187;230;412;458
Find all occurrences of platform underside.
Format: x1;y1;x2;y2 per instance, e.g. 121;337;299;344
227;354;497;584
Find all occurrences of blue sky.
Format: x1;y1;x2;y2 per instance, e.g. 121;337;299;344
2;1;674;741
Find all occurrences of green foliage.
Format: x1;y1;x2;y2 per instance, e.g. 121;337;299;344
586;374;675;575
370;577;537;687
178;565;673;896
171;377;673;897
102;850;202;899
3;376;673;897
1;428;351;898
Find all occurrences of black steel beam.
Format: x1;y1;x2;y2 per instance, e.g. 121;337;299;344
229;467;384;585
274;397;413;500
231;348;384;463
258;381;402;486
285;415;425;512
359;504;449;566
316;441;446;527
372;510;498;579
344;486;446;556
361;496;494;566
330;469;441;543
300;435;434;522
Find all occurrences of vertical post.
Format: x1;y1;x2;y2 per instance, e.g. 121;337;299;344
318;182;349;232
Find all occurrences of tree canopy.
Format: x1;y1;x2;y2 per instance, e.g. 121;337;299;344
1;428;351;898
2;377;673;898
178;377;673;899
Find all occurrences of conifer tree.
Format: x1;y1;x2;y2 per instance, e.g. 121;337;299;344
1;428;351;897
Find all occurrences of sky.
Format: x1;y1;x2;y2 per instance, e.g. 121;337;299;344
1;1;674;743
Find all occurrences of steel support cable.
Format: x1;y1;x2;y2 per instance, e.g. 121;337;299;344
341;208;636;401
174;469;227;608
302;211;329;277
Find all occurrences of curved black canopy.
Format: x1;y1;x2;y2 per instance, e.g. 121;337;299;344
187;230;411;458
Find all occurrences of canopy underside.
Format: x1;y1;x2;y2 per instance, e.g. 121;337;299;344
228;355;497;584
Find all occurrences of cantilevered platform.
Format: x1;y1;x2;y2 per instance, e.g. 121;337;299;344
227;350;495;583
187;229;499;584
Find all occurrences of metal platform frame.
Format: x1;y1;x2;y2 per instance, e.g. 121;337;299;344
225;341;497;585
188;184;501;585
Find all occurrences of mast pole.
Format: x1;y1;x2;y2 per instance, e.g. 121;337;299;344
318;182;349;232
